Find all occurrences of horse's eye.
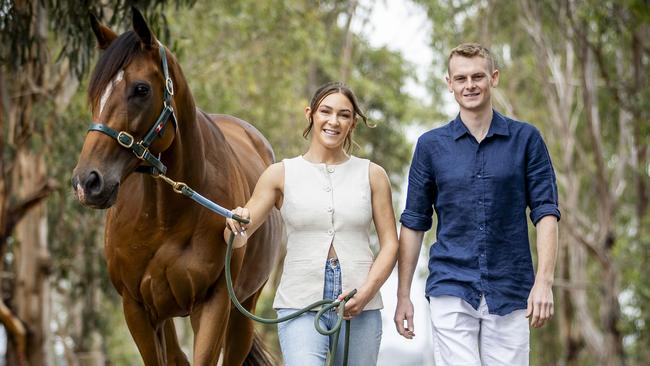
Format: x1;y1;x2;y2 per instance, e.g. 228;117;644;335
134;84;150;97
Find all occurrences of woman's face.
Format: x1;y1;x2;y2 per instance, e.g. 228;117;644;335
306;92;356;151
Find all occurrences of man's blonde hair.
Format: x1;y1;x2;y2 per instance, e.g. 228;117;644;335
447;43;496;73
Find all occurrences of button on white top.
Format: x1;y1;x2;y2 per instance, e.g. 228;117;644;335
327;167;335;173
327;206;333;213
327;229;334;235
324;186;331;192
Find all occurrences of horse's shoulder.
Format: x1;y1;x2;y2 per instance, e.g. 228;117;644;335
201;111;275;164
206;113;260;136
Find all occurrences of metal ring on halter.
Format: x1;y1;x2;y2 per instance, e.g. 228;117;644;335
166;78;174;96
117;131;134;148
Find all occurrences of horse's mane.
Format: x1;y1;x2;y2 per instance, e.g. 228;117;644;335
88;31;143;114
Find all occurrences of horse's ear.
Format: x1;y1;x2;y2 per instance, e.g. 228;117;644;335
89;13;117;50
132;7;155;48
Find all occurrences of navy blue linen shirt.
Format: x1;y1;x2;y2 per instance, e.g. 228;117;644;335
400;110;560;316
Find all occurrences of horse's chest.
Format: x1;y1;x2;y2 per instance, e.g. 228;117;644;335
105;224;224;314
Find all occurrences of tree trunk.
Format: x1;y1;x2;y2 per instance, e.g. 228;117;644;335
76;331;105;366
519;2;629;364
2;2;57;364
578;41;625;366
11;151;52;366
338;0;358;83
74;231;106;366
518;5;585;362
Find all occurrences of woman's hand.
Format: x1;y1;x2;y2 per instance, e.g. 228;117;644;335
338;287;372;320
224;207;250;248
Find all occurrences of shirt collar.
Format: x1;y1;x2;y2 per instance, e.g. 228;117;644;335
451;114;469;140
451;110;510;140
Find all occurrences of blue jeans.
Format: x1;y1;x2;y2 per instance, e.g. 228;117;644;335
276;258;382;366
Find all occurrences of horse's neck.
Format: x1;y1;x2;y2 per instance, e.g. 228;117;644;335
164;73;216;186
149;99;234;210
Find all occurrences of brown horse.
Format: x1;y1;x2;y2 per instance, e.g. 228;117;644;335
71;8;282;366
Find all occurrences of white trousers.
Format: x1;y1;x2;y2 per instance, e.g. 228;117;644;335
429;295;530;366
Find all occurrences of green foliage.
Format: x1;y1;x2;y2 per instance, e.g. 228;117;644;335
0;0;196;76
166;0;415;182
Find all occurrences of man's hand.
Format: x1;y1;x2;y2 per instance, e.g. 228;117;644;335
394;297;416;339
526;280;554;328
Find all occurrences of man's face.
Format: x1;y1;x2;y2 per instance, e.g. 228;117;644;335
447;55;499;113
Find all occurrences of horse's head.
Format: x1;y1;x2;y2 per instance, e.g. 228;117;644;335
72;8;178;208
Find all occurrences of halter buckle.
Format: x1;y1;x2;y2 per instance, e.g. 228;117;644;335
117;131;134;148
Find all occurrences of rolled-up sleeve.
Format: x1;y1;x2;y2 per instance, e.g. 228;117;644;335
526;129;561;225
400;136;436;231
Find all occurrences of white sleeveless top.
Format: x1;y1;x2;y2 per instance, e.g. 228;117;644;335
273;155;383;310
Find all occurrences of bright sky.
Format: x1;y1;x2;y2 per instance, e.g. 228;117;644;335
353;0;433;101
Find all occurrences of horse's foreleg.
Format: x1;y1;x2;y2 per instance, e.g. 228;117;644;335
163;319;190;366
223;294;259;366
122;296;166;365
190;273;232;366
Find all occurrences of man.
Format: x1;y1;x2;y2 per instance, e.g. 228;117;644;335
394;43;560;365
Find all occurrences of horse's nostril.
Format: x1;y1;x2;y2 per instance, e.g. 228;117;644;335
84;170;103;194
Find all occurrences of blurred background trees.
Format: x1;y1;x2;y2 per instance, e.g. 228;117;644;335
0;0;648;365
413;0;649;364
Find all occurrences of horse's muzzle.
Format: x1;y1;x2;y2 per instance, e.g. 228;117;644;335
71;169;119;209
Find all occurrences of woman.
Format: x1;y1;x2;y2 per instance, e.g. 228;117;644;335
225;81;398;365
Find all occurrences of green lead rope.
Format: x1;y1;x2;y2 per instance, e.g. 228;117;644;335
224;230;355;366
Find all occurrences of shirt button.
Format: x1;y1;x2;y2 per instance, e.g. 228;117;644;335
479;225;484;231
327;229;334;236
478;199;483;204
327;206;333;213
324;186;331;192
327;167;335;173
477;174;482;178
